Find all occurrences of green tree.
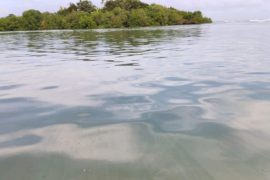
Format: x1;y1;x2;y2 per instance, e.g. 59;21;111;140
146;4;170;26
190;11;212;23
79;14;97;28
0;14;22;31
167;8;184;25
0;0;212;31
128;9;151;27
103;0;148;11
57;3;78;15
77;0;96;13
91;10;107;27
0;19;5;31
108;7;128;28
40;13;67;30
22;9;42;30
64;12;81;29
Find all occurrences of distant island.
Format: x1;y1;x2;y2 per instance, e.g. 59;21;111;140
0;0;212;31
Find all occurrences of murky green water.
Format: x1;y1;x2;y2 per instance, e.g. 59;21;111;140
0;22;270;179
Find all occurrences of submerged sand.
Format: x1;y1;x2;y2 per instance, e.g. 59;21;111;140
0;120;270;180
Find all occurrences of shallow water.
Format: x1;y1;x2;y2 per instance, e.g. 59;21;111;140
0;22;270;179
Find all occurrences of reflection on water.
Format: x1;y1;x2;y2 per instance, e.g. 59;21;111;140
0;23;270;179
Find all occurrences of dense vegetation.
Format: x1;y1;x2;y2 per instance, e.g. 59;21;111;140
0;0;212;31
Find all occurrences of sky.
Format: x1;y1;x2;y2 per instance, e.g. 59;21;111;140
0;0;270;20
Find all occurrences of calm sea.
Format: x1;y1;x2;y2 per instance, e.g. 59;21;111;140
0;22;270;179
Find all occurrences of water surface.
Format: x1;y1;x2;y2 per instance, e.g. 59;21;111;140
0;22;270;179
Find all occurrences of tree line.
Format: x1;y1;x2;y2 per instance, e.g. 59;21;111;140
0;0;212;31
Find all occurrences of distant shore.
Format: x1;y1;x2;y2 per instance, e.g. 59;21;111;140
0;0;212;31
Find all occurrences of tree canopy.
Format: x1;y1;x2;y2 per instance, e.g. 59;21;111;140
103;0;148;11
0;0;212;31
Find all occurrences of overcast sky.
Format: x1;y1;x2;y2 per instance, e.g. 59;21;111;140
0;0;269;20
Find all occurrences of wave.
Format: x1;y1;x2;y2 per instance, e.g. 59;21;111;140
249;19;270;23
